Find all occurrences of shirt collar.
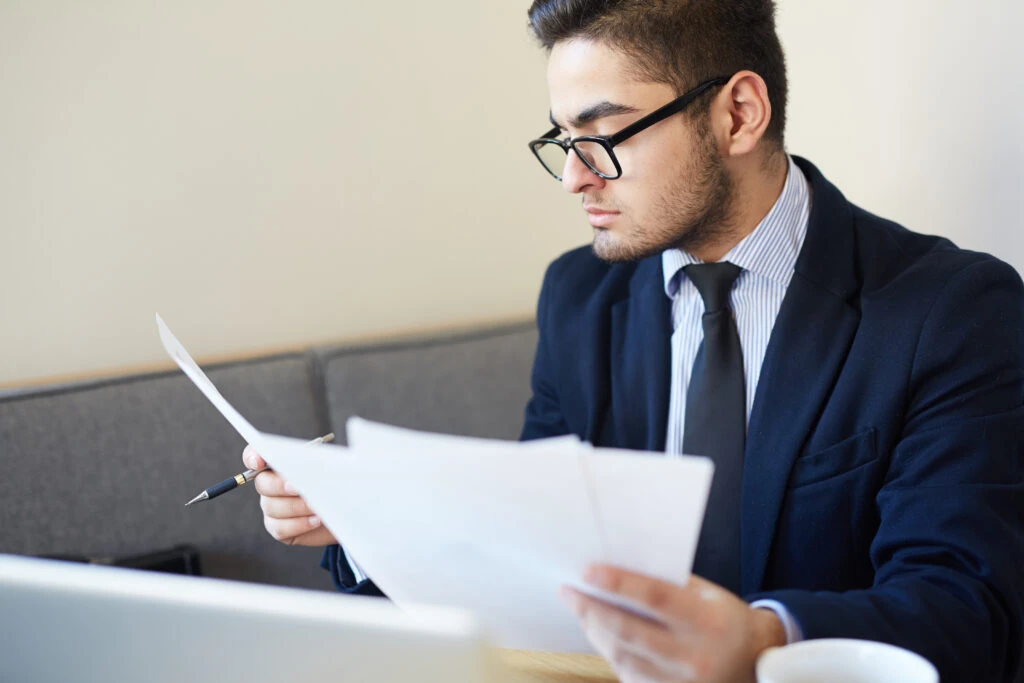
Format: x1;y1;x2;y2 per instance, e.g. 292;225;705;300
662;155;811;298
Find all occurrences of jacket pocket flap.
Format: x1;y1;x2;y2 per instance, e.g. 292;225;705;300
788;428;878;489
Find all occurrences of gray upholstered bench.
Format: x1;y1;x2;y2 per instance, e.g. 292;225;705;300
0;320;537;591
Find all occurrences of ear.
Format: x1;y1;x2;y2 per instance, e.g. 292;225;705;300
710;70;773;158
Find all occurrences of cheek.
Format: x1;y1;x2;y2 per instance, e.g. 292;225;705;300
613;173;678;223
615;140;691;204
622;125;693;170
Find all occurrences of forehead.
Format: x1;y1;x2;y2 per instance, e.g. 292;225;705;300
546;39;675;125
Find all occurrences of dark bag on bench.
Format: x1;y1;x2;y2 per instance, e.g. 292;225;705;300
43;544;202;576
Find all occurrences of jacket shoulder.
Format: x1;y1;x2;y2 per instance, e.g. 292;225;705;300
540;245;647;311
851;205;1021;297
544;244;614;288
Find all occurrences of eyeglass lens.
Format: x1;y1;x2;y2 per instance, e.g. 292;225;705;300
534;140;616;179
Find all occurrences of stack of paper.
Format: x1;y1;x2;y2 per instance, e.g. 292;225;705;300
157;315;714;653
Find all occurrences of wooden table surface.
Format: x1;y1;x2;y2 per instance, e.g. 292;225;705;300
497;649;618;682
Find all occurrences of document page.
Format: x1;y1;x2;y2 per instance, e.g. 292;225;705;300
254;431;604;652
156;314;262;445
157;315;714;653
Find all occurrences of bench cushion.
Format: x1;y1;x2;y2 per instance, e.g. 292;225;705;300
316;322;537;443
0;354;333;590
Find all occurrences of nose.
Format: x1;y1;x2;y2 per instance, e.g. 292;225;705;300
561;150;606;194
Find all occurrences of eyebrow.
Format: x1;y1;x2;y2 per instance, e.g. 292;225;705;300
549;101;641;130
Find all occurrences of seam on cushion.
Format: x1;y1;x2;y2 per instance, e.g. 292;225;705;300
314;320;536;364
0;352;306;405
1;321;536;406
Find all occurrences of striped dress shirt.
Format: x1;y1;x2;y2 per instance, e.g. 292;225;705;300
662;156;810;451
661;155;810;644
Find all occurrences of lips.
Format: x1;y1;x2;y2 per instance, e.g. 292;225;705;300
584;206;620;228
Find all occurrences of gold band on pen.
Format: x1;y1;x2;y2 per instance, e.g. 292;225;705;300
185;432;334;507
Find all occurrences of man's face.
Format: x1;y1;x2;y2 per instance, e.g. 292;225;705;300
546;39;733;263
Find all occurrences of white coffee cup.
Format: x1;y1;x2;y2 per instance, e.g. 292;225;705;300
756;638;938;683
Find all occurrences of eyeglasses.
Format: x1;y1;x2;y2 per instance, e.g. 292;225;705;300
528;76;728;181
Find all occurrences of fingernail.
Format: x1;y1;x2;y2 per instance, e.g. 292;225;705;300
583;565;603;586
308;515;320;527
284;482;298;494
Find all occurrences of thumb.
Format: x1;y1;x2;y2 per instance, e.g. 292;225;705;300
242;444;265;470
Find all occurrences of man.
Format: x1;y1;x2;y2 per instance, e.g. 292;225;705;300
246;1;1024;680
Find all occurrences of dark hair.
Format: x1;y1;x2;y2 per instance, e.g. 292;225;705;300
527;0;788;146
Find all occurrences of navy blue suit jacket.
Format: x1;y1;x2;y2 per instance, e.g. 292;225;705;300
324;157;1024;681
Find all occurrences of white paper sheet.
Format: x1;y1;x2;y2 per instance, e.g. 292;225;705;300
157;315;715;653
346;416;584;456
339;420;713;647
156;314;261;445
253;431;603;652
582;444;712;586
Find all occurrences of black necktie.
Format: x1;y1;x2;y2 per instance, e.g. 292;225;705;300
682;262;745;594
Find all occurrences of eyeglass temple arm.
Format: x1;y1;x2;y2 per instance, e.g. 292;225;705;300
537;125;560;141
609;77;729;147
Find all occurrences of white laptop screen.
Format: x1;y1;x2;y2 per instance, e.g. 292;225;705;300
0;553;506;683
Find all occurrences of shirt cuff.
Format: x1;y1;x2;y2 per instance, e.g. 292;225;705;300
750;599;803;644
343;547;368;584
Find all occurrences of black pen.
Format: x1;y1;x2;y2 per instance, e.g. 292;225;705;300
184;433;335;507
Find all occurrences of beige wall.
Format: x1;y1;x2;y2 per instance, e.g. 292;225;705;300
0;1;583;385
2;1;1021;386
778;0;1024;273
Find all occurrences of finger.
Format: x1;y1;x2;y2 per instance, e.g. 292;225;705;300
242;444;266;470
564;588;700;683
610;647;697;683
583;565;714;621
263;513;322;544
289;525;338;547
562;588;622;663
253;470;295;497
260;494;313;520
563;588;682;662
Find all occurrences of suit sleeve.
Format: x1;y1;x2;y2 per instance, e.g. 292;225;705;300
320;545;387;597
751;257;1024;683
521;259;573;441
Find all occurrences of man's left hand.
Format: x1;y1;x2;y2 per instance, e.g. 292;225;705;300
562;565;786;683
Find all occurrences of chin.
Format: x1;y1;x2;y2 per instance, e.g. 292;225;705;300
591;228;666;264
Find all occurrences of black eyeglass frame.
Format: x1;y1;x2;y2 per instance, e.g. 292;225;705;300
528;76;729;181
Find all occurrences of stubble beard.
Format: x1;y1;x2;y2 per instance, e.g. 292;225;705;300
591;124;736;264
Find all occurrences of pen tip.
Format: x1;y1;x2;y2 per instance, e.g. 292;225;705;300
184;492;206;507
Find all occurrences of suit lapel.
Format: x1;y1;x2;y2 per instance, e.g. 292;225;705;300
607;257;672;451
740;275;860;593
741;157;862;594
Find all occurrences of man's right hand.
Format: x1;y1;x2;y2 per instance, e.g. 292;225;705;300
243;445;338;547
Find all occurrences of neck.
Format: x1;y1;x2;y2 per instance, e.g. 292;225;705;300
690;151;789;263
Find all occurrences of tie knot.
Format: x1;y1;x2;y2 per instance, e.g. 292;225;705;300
683;262;742;313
